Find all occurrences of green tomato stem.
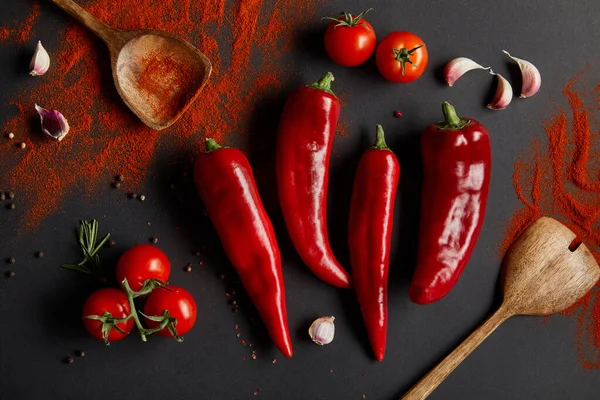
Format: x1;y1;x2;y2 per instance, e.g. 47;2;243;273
122;278;147;342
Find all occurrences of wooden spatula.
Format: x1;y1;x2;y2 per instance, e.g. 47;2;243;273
402;216;600;400
49;0;212;130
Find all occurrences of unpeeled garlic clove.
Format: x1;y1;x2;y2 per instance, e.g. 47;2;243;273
29;41;50;76
486;73;513;111
502;50;541;98
308;316;335;345
35;104;70;141
444;57;491;87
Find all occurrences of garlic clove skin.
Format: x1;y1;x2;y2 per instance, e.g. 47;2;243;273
502;50;541;98
308;316;335;345
486;73;513;111
29;41;50;76
444;57;491;87
35;104;70;141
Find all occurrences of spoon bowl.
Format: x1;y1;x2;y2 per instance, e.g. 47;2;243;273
501;216;600;316
50;0;212;130
402;217;600;400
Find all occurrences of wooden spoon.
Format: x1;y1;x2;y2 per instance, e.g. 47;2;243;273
49;0;212;130
402;216;600;400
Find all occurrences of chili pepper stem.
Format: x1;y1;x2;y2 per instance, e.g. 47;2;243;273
437;102;470;130
306;72;336;96
205;138;222;153
372;125;390;150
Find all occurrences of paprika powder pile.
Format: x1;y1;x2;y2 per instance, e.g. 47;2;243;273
501;70;600;370
0;0;323;232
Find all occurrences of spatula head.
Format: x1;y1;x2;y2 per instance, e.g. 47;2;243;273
501;217;599;316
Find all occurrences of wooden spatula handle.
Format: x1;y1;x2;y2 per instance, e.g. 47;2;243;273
48;0;117;43
402;306;512;400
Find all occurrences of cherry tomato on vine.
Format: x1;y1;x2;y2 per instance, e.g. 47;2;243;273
82;288;134;343
116;244;171;291
144;286;197;337
376;31;428;83
323;9;376;67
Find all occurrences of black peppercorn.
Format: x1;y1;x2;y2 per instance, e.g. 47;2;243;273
150;237;158;244
6;271;15;278
128;193;137;199
0;193;5;201
116;175;124;182
6;203;15;210
106;239;116;248
7;257;15;264
64;356;74;364
76;350;86;357
36;251;44;258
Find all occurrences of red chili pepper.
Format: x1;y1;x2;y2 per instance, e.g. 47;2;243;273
276;72;351;288
349;125;400;361
410;102;491;305
194;139;293;358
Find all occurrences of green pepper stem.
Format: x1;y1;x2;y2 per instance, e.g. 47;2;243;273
436;102;470;130
205;138;222;153
442;102;461;128
372;124;389;150
306;72;336;96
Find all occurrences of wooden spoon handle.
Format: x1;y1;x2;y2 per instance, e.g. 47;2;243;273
401;306;512;400
48;0;117;44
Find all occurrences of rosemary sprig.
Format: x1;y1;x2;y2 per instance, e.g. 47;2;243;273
61;219;110;281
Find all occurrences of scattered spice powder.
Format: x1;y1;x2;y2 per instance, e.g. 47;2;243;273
1;0;324;232
0;1;40;44
501;70;600;370
17;2;40;43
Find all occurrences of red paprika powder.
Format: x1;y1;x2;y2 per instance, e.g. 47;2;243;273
501;70;600;370
0;0;324;232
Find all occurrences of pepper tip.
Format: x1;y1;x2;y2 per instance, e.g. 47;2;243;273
409;284;444;305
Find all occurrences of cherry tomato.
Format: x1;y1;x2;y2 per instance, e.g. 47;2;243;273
323;9;376;67
116;244;170;291
82;288;134;343
376;31;428;83
144;286;197;337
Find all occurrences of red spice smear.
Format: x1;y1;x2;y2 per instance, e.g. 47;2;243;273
0;1;40;43
0;0;323;232
501;70;600;370
17;1;39;43
0;28;10;41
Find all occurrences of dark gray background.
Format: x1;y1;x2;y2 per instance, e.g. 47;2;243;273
1;0;600;399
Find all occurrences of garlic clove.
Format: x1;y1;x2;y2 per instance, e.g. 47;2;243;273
29;41;50;76
444;57;491;87
308;316;335;345
502;50;541;98
35;104;70;141
486;73;513;111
